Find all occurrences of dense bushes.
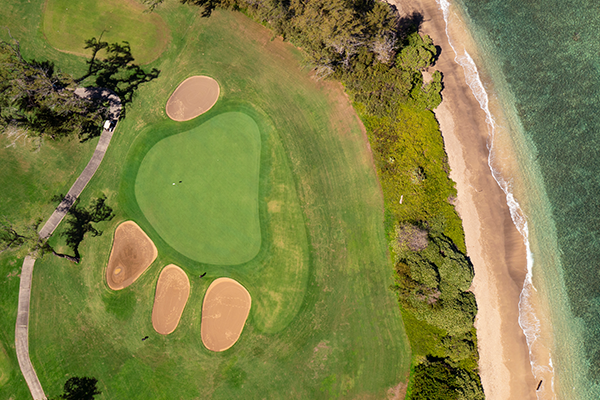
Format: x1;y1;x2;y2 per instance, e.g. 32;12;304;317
410;358;484;400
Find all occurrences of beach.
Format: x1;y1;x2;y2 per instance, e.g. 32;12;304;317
388;0;537;398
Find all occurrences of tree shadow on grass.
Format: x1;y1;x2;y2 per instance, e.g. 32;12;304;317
49;194;114;263
77;38;160;121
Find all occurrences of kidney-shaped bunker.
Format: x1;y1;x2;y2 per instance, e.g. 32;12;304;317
106;221;157;290
166;76;220;121
152;264;190;335
201;278;252;352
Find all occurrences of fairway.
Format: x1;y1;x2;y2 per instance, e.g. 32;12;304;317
43;0;169;64
0;3;412;399
135;112;262;265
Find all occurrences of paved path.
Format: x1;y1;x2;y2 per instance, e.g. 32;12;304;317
16;89;120;400
15;256;45;400
38;127;115;239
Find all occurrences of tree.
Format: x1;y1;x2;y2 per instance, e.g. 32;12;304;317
52;377;101;400
0;218;47;256
0;39;108;140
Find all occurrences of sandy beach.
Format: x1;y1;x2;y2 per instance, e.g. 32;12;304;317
388;0;537;398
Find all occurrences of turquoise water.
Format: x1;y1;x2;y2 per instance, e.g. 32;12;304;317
447;0;600;398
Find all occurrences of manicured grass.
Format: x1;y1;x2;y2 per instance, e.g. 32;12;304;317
0;2;411;399
43;0;170;64
135;112;261;265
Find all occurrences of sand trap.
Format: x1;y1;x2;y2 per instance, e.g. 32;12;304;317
152;264;190;335
106;221;157;290
201;278;252;352
166;76;220;121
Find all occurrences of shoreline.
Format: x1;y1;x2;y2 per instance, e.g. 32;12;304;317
389;0;537;398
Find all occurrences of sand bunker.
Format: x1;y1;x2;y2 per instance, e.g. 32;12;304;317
106;221;157;290
166;76;220;121
201;278;252;352
152;265;190;335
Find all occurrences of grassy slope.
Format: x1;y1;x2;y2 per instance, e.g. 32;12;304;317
0;3;103;396
0;2;411;400
43;0;170;64
135;112;262;265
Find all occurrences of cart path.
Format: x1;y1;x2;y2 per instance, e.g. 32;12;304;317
16;89;120;400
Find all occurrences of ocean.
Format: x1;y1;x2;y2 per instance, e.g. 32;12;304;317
437;0;600;398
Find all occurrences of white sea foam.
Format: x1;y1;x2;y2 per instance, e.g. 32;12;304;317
436;0;555;397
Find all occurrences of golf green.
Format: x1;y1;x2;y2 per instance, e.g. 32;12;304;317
135;112;262;265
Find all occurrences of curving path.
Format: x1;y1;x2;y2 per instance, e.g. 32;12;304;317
15;89;121;400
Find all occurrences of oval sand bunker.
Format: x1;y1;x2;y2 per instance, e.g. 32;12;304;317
201;278;252;352
106;221;157;290
152;265;190;335
166;76;220;121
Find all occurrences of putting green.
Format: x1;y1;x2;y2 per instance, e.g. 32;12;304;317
135;112;261;265
43;0;169;64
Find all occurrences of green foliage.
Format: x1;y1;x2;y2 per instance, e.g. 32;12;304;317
143;0;166;12
0;218;47;257
393;234;476;334
394;232;483;395
359;107;465;248
52;376;101;400
397;32;436;71
0;33;159;141
0;39;108;140
408;358;484;400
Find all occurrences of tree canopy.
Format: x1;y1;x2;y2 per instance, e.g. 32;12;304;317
0;34;159;140
0;39;108;140
51;376;101;400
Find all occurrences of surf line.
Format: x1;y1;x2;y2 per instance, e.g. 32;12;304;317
435;0;555;396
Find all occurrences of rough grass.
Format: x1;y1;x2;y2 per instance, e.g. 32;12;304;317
43;0;170;65
0;343;10;388
135;112;262;265
0;2;411;399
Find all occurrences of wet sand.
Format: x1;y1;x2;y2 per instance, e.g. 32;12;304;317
388;0;537;398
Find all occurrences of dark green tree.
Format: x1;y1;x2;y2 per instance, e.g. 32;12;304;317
53;376;101;400
0;218;48;256
0;39;108;140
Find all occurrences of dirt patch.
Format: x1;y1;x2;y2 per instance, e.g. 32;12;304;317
165;76;220;121
201;277;252;352
152;264;190;335
267;200;281;213
106;221;157;290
